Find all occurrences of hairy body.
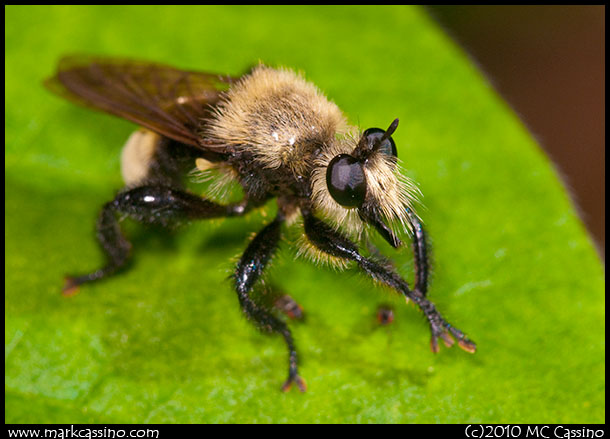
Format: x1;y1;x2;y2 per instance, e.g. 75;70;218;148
46;57;476;391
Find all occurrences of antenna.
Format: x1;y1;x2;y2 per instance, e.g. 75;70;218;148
371;118;399;153
379;118;399;144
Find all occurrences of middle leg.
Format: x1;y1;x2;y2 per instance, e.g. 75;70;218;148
234;214;306;392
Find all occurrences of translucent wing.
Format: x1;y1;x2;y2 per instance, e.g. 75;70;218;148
45;55;241;149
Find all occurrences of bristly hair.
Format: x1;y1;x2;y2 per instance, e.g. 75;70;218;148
204;64;349;176
189;158;241;203
203;63;422;250
310;130;422;241
293;226;350;270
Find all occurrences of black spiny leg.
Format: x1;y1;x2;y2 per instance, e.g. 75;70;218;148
63;185;251;295
403;209;474;351
406;207;429;296
234;214;306;392
302;212;476;354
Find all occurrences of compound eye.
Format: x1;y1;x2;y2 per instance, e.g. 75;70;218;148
326;154;367;208
363;127;397;158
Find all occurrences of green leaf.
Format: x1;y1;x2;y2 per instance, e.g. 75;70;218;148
5;5;604;423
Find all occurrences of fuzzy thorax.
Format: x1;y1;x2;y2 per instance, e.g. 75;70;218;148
204;64;421;260
205;65;349;175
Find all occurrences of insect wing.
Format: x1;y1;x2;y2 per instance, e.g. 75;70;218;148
45;56;239;148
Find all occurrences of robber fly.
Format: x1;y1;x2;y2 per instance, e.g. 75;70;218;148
45;56;476;392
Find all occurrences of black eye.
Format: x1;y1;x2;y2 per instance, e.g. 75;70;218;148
362;127;397;158
326;154;367;208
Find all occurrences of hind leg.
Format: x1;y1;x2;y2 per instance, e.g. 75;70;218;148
63;185;252;295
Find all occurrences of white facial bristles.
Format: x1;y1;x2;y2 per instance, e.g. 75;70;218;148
204;65;349;175
311;134;421;240
363;152;422;234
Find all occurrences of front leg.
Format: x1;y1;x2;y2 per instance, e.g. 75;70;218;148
406;207;429;296
234;214;306;392
303;212;476;354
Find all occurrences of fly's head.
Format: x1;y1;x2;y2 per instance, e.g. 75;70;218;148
311;118;421;245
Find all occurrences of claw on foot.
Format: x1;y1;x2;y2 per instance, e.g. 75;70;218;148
430;331;454;353
62;276;81;297
281;375;307;393
440;331;455;348
430;328;476;354
447;324;477;353
430;337;438;353
458;338;477;353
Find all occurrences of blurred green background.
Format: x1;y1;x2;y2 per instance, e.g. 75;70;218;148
5;6;605;423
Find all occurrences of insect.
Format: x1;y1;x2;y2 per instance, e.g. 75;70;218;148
45;56;476;392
